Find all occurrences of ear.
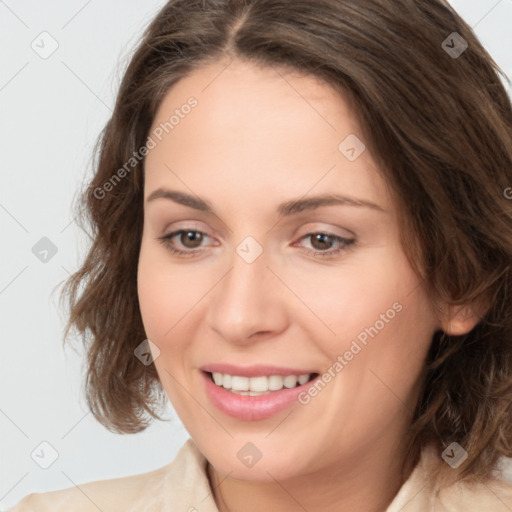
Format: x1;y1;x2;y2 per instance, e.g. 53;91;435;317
439;302;486;336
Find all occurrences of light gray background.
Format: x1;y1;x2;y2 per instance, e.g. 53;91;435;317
1;0;512;509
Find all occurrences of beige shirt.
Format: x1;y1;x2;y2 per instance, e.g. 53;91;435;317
7;438;512;511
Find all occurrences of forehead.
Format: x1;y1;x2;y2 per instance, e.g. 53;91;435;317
144;58;392;215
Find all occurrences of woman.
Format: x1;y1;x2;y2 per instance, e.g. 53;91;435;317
9;0;512;510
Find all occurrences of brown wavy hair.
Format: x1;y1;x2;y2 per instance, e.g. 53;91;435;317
60;0;512;486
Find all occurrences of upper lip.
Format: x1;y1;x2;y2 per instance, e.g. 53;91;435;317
200;363;319;378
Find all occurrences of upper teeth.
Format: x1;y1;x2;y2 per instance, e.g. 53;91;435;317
212;373;312;392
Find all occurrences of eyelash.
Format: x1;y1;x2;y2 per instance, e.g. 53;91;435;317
157;229;355;259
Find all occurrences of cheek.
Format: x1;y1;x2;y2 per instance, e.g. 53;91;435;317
303;245;435;397
137;240;193;344
335;267;433;410
294;246;421;350
137;239;223;371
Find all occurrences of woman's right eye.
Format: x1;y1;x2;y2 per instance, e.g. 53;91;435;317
157;229;212;257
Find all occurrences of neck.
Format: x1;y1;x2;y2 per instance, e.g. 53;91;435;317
207;438;419;512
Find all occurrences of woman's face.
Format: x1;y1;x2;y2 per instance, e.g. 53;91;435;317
138;58;441;481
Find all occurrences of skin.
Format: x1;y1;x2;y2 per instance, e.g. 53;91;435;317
137;58;479;512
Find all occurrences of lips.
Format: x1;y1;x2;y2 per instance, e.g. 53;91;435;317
200;368;322;421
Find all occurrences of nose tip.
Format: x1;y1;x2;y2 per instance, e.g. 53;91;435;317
205;242;288;345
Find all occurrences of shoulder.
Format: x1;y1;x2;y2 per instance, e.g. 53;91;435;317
6;438;217;512
388;443;512;512
6;463;170;512
435;476;512;511
434;455;512;512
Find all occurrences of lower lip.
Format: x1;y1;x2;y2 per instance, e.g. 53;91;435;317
201;371;320;421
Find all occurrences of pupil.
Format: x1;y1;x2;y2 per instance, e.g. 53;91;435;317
313;233;331;250
182;231;202;248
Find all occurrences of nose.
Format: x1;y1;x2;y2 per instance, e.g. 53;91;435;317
205;242;289;345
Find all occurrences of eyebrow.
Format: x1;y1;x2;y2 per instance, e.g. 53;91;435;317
146;188;386;216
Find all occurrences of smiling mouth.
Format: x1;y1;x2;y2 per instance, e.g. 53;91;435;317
204;371;319;396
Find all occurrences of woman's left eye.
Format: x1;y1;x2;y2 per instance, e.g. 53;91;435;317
295;232;355;258
157;229;355;259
